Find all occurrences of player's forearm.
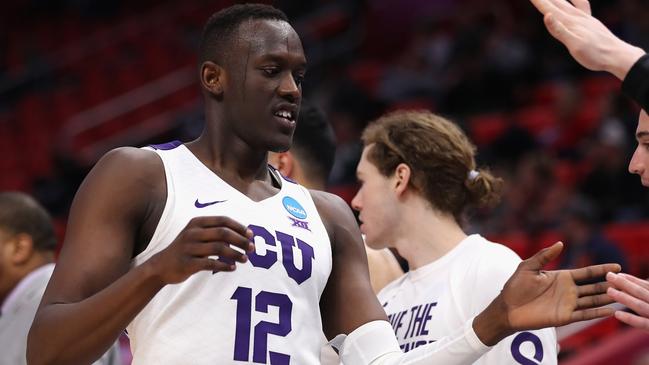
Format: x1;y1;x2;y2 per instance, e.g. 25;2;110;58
335;320;489;365
27;261;165;365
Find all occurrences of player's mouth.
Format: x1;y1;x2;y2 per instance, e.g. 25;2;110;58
272;104;297;129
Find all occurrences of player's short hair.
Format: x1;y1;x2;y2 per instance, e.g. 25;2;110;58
362;110;503;222
292;102;336;185
0;192;57;251
199;3;289;65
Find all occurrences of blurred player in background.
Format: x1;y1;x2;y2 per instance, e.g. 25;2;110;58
530;0;649;332
352;110;557;363
0;192;121;365
268;101;403;295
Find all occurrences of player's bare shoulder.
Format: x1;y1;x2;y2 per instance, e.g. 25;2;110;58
70;146;167;230
308;189;363;252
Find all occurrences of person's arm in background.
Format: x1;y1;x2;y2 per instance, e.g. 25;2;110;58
529;0;648;110
364;245;404;294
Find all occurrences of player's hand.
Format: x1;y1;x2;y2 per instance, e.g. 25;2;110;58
147;216;254;284
529;0;645;80
474;242;621;345
607;272;649;331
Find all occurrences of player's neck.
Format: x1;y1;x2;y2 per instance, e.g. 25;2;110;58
188;129;270;184
393;202;466;270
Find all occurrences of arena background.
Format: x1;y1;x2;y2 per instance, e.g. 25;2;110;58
1;0;648;363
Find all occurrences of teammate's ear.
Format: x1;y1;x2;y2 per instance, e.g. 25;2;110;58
201;61;224;96
394;163;411;196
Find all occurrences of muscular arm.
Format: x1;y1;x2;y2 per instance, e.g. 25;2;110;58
27;147;167;365
315;191;388;337
28;147;253;365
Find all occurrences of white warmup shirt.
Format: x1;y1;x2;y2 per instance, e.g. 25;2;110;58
377;235;558;365
127;142;332;364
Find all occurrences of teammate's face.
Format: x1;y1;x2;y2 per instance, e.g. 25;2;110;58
223;19;306;152
352;145;400;249
629;110;649;186
0;230;16;304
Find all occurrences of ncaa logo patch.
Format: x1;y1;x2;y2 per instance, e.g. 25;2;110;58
282;196;307;219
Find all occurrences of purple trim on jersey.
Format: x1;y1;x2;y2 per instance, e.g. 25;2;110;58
149;140;182;150
267;164;299;185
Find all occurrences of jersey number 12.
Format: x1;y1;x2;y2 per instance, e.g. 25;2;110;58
231;286;292;364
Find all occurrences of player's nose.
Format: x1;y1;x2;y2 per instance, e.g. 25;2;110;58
351;191;362;211
628;146;645;175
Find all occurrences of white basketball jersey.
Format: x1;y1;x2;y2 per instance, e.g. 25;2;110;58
377;235;558;365
127;142;332;365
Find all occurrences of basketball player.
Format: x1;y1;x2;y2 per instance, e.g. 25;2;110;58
28;4;620;364
529;0;649;332
352;110;557;363
0;192;121;365
268;102;403;294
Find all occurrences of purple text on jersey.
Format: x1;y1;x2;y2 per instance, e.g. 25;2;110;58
247;224;315;285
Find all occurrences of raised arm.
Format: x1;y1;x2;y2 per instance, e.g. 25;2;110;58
529;0;645;80
314;190;620;364
27;147;253;365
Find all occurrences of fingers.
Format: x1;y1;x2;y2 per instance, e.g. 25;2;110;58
577;282;609;296
569;263;621;282
199;257;236;274
190;242;249;263
619;273;649;291
576;293;615;309
544;14;576;44
607;273;649;305
193;226;254;252
546;0;582;16
520;241;563;270
607;287;649;317
192;216;254;240
570;0;592;15
529;0;561;15
614;311;649;331
570;306;614;322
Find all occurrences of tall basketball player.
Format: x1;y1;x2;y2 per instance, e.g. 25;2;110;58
28;4;620;364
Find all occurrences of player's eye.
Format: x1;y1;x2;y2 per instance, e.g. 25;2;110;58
262;67;280;77
293;73;305;86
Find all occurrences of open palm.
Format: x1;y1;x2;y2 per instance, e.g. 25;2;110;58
500;242;620;331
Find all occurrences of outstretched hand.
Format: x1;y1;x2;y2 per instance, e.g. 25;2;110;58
502;242;620;330
475;242;621;346
529;0;645;80
606;272;649;331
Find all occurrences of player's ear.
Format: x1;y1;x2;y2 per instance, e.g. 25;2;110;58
200;61;225;97
393;163;411;196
